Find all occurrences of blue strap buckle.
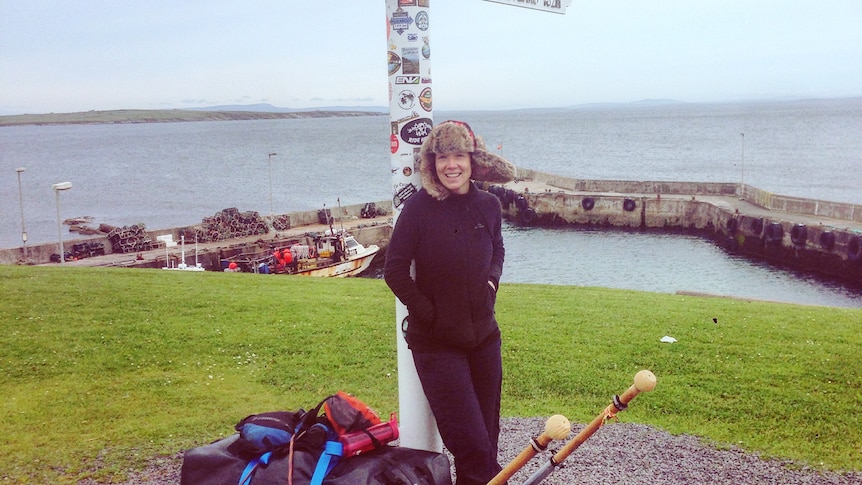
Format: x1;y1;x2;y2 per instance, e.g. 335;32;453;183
238;451;272;485
310;440;344;485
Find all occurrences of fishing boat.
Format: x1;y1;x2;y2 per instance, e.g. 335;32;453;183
222;229;379;277
220;199;381;277
288;229;380;277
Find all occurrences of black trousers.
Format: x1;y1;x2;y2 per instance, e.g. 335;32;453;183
412;332;504;485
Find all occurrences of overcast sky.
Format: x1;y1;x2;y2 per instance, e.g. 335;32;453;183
1;1;860;115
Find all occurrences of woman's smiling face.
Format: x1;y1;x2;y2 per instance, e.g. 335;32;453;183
435;151;472;195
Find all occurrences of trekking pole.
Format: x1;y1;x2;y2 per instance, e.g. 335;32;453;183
520;370;657;485
487;414;571;485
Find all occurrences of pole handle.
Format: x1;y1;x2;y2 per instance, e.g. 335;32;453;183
550;370;656;465
488;415;570;485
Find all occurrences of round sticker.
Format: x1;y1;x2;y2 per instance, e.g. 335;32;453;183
419;87;432;111
400;118;433;146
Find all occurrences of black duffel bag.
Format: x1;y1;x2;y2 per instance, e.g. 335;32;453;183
180;433;452;485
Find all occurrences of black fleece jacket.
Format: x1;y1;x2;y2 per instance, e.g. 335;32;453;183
384;183;505;351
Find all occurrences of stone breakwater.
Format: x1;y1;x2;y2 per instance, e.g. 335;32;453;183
490;168;862;287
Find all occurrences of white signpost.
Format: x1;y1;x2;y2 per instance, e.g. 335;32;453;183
385;0;440;453
385;0;570;453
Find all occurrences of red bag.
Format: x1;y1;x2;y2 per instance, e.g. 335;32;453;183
323;391;382;436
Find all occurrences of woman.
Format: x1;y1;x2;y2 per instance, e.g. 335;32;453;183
384;120;515;485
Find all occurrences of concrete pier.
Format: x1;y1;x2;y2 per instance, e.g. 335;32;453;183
491;168;862;286
0;201;393;271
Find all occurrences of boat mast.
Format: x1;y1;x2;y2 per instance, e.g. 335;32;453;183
337;197;345;234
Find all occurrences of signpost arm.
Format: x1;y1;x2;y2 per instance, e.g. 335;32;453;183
482;0;572;15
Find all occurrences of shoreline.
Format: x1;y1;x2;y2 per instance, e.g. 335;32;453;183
3;172;862;290
0;108;385;127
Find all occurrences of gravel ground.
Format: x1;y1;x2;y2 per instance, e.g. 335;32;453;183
105;418;861;485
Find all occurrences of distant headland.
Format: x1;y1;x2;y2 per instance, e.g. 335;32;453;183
0;107;386;127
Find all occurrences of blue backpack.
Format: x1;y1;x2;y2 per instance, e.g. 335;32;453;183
233;408;341;485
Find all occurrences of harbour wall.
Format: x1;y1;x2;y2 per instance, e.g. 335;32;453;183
493;169;862;286
519;168;861;224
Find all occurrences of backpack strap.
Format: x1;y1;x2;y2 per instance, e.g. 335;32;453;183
238;451;272;485
299;394;335;432
310;440;342;485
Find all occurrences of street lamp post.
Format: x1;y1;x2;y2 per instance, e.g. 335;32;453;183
15;167;28;260
268;152;277;222
740;132;745;199
52;181;72;264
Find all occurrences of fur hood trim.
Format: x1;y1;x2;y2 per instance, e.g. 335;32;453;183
418;120;516;201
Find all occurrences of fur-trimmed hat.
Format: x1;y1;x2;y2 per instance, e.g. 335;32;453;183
418;120;516;200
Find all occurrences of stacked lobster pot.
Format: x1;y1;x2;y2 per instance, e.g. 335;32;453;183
70;241;106;259
184;208;269;243
272;214;291;231
106;224;155;254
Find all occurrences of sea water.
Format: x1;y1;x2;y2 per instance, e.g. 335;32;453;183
1;98;860;307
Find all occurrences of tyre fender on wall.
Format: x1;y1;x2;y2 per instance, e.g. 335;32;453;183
623;198;636;212
765;222;784;244
749;217;764;236
790;224;807;246
581;197;595;211
819;231;836;250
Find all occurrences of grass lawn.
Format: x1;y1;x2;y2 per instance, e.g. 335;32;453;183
1;265;859;483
